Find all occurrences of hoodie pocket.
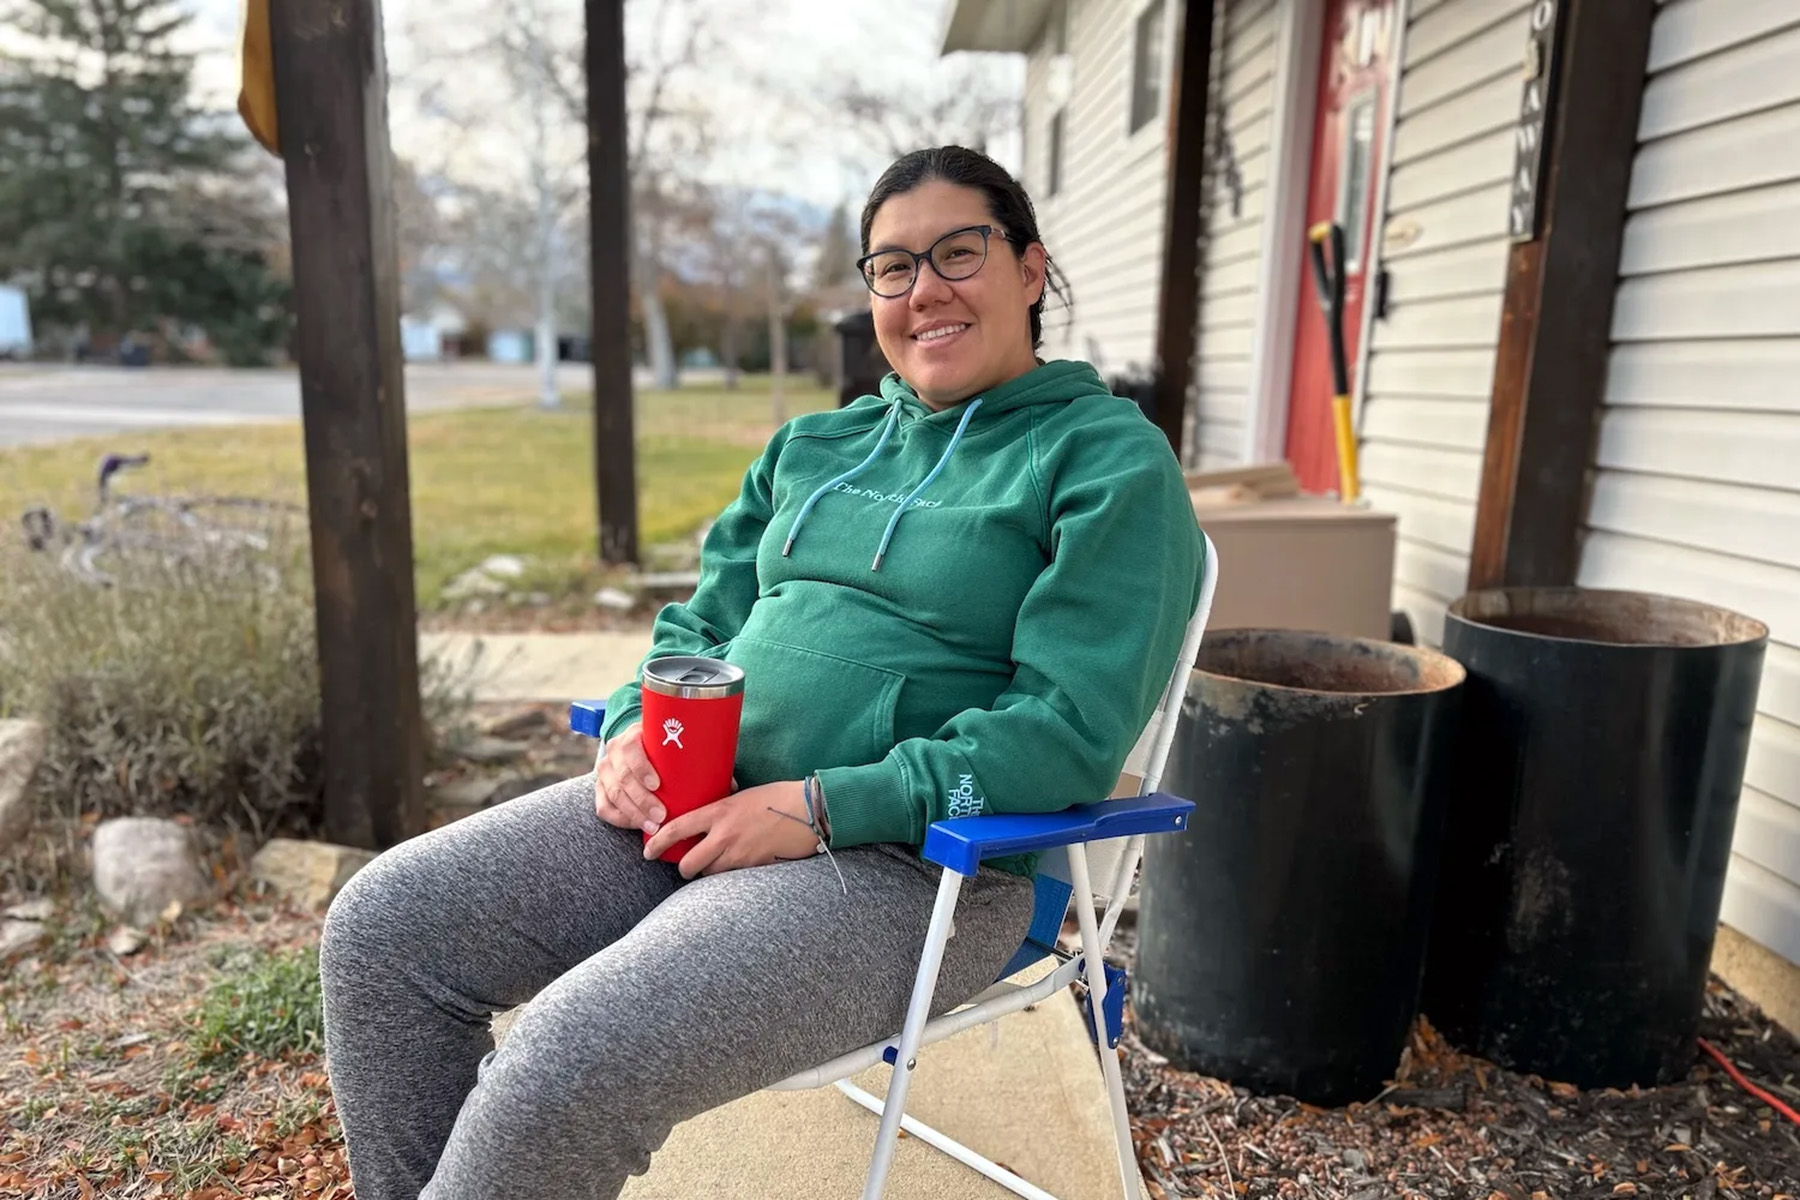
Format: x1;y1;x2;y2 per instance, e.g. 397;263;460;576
725;634;903;785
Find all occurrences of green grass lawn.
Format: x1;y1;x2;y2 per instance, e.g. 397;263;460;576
0;376;835;607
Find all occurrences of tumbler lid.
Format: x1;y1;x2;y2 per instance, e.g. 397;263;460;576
642;656;746;699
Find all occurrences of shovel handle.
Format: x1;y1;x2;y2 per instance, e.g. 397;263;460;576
1307;222;1360;502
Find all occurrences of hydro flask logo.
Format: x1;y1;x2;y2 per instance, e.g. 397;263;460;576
662;719;686;749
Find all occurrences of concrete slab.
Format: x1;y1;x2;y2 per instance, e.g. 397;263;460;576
420;630;652;704
493;964;1129;1200
623;989;1126;1200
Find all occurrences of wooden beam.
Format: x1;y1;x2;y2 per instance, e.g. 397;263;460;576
1468;0;1655;590
268;0;426;850
587;0;640;566
1150;0;1218;459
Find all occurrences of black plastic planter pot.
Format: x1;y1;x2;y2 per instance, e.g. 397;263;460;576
1133;629;1467;1107
1422;588;1768;1090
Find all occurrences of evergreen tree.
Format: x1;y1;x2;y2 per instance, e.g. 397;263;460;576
0;0;285;358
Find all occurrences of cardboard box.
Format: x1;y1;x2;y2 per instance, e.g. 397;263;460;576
1110;465;1398;800
1187;464;1397;642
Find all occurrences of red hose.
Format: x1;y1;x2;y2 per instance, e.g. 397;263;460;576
1697;1036;1800;1127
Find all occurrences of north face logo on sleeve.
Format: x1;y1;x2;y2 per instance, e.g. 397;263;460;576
947;774;984;818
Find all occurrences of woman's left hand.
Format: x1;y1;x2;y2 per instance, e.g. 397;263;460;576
642;780;820;879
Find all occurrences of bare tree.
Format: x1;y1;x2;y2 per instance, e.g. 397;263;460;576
765;240;788;424
699;186;748;389
525;0;727;392
391;155;445;316
824;60;1021;162
400;0;586;406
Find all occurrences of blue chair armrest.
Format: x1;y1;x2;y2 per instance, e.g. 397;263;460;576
570;701;607;738
922;793;1196;877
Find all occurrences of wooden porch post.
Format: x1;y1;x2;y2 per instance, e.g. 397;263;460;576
268;0;426;848
1151;0;1218;459
587;0;640;566
1468;0;1656;589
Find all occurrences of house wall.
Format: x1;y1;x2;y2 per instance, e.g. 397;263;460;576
1575;0;1800;968
1024;0;1177;380
1356;0;1532;646
1187;0;1284;469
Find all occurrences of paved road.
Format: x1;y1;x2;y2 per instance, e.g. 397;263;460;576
0;361;610;448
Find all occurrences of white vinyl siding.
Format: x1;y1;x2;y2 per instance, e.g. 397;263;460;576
1026;0;1174;378
1358;0;1526;646
1577;0;1800;968
1187;0;1282;469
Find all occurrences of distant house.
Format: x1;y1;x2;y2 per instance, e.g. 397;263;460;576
401;300;473;362
943;0;1800;1023
0;283;34;359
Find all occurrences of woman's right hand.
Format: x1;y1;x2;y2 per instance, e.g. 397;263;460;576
594;723;666;833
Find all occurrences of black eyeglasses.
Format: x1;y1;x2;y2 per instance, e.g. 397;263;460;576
856;225;1020;298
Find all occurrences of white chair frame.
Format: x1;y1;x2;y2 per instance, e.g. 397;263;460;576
766;532;1220;1200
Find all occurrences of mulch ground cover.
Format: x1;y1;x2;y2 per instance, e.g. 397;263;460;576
1108;925;1800;1199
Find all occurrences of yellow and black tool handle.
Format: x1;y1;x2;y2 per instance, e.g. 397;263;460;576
1307;220;1361;503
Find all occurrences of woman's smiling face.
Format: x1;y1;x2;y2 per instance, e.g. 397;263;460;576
863;180;1046;410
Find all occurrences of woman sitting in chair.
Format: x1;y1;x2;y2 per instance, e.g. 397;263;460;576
319;144;1204;1200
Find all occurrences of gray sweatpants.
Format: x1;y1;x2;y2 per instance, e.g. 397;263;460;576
318;774;1036;1200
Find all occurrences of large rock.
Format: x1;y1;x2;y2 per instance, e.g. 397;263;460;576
456;736;529;766
485;773;564;807
592;586;636;612
0;919;47;963
90;817;214;926
4;899;55;921
249;838;376;910
481;706;550;739
0;719;48;846
427;777;498;812
479;554;527;579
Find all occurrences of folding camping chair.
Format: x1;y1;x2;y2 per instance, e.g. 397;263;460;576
569;531;1218;1200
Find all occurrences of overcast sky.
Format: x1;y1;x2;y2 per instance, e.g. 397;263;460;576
177;0;1025;212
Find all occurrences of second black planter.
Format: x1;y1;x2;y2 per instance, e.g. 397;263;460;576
1422;587;1768;1089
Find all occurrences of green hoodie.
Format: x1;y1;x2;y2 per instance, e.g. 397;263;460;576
602;359;1204;877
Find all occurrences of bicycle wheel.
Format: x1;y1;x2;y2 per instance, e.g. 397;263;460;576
67;525;286;591
96;496;302;557
61;538;130;587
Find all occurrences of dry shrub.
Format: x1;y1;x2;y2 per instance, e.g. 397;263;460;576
0;527;471;891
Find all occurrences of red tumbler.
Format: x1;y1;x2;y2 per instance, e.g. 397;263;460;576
639;656;746;864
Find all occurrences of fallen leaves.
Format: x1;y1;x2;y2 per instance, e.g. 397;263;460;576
1;896;354;1200
1115;926;1800;1200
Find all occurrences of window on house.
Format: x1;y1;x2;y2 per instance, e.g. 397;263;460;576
1129;0;1166;135
1049;109;1066;197
1335;91;1378;270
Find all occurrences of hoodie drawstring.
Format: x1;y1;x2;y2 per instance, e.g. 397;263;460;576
781;396;984;571
782;398;902;558
871;398;981;571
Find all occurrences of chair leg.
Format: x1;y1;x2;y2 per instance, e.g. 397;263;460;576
860;865;965;1200
1066;846;1143;1200
837;1079;1060;1200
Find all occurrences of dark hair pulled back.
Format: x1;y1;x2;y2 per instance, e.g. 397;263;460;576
859;145;1073;349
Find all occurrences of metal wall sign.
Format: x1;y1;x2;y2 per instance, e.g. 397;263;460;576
1510;0;1566;242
